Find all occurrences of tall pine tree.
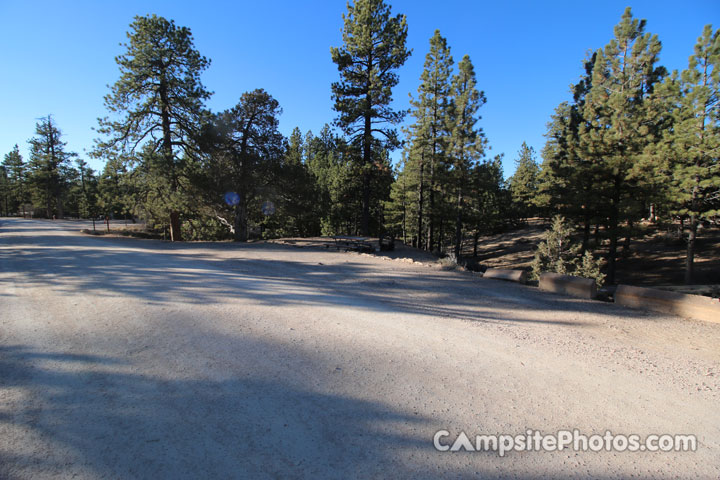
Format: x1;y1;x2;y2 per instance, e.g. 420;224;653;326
581;7;665;283
2;145;28;216
507;142;539;221
406;30;453;250
96;14;211;241
331;0;410;235
447;55;486;259
655;25;720;283
27;116;76;218
199;89;284;241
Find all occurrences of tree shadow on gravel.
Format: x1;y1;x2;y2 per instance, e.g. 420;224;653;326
0;342;609;480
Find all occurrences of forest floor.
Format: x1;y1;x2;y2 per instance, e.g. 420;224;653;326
461;218;720;296
275;219;720;296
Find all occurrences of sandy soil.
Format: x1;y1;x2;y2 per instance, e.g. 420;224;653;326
1;218;719;479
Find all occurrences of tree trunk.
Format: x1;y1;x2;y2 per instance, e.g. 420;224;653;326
169;211;182;242
685;213;697;285
361;169;370;236
427;158;435;252
48;118;56;219
581;213;590;254
361;85;373;236
401;198;407;246
159;76;182;242
438;218;444;254
454;188;463;260
621;219;633;258
607;179;620;285
417;156;425;250
233;192;248;242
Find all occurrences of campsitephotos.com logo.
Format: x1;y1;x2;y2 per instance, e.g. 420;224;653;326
433;429;697;457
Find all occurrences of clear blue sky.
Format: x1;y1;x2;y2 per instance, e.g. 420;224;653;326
0;1;717;178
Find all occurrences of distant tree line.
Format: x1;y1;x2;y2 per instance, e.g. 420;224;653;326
1;5;717;284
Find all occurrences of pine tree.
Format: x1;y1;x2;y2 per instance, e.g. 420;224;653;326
405;30;454;251
581;7;665;283
656;25;720;283
71;159;99;221
97;154;131;220
27;116;76;218
469;155;507;256
508;142;539;221
531;215;605;287
331;0;411;235
394;135;423;246
0;165;6;216
538;53;601;252
386;153;413;243
199;89;284;241
95;14;211;241
2;145;28;216
269;127;323;237
306;126;368;236
447;55;486;259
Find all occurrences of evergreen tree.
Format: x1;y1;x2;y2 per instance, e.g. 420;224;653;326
581;7;665;283
27;116;76;218
95;14;211;241
392;141;421;245
537;102;574;214
199;89;284;241
386;153;412;243
447;55;486;259
267;127;323;237
655;25;720;283
508;142;539;220
331;0;410;235
469;155;507;256
405;30;454;250
531;216;606;287
305;126;358;235
538;54;600;252
2;145;28;216
97;155;132;220
69;159;99;221
0;165;6;216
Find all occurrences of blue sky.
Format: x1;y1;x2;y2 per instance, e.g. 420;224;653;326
0;1;717;178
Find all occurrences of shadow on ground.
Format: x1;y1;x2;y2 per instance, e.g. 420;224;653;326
0;230;655;327
0;220;685;478
0;342;437;478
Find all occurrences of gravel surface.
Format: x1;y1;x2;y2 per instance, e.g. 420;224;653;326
1;218;718;479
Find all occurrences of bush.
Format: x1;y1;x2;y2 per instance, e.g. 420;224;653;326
531;216;606;287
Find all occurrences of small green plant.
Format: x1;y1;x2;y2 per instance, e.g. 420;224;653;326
531;216;606;287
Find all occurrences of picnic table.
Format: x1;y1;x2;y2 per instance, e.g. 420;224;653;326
331;235;375;253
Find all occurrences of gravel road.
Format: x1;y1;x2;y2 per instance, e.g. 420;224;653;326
1;218;718;479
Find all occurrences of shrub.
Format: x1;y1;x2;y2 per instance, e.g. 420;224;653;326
531;216;606;287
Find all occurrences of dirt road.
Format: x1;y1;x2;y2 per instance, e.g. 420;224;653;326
1;218;718;479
